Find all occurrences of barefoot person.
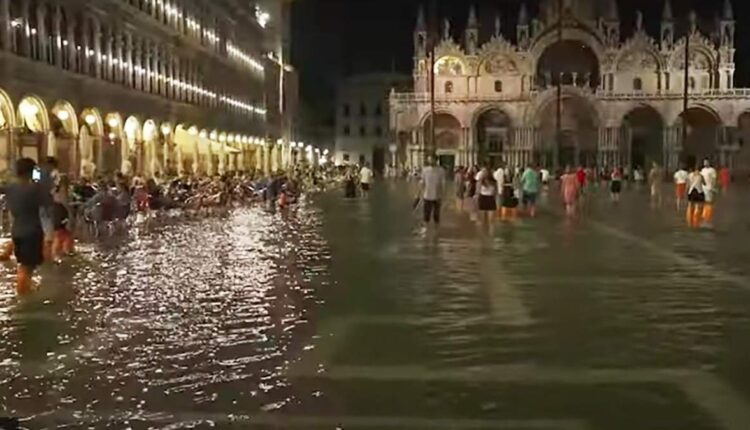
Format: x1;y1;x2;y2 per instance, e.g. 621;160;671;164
420;157;446;227
476;167;497;226
560;166;579;217
610;167;623;203
4;158;45;294
687;165;705;227
673;165;689;210
520;164;541;217
648;162;664;207
359;162;373;197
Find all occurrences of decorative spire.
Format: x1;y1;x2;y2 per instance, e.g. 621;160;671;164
467;5;478;28
635;10;643;32
416;4;425;31
494;13;502;37
518;3;528;25
604;0;619;21
723;0;734;20
689;10;697;34
662;0;672;21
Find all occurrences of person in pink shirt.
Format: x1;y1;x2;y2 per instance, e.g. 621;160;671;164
560;166;579;217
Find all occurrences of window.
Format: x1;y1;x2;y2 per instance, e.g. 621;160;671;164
359;126;366;137
343;125;350;136
445;81;453;93
689;77;696;90
359;154;366;165
359;103;367;116
633;77;643;91
494;80;503;93
375;126;383;137
343;104;350;117
343;153;350;162
374;103;382;116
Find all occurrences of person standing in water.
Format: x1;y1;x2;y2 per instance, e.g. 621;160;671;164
520;164;541;217
560;166;579;217
673;165;689;210
610;167;623;203
420;157;446;227
476;167;497;226
648;162;664;208
700;159;717;222
686;164;705;227
4;158;45;294
359;162;373;198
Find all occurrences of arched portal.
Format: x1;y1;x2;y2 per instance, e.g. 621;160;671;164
80;107;103;178
623;105;664;169
50;100;79;175
143;119;159;177
17;96;49;162
537;41;600;89
475;109;512;167
123;116;141;175
678;107;721;169
735;111;750;176
536;95;599;167
103;113;124;175
423;112;461;170
160;122;173;175
0;88;15;173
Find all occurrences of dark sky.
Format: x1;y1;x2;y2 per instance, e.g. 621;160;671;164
290;0;750;120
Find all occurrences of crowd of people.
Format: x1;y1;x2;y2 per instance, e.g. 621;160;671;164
0;156;338;295
412;157;732;230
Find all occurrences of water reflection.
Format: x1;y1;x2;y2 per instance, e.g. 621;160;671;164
0;203;329;427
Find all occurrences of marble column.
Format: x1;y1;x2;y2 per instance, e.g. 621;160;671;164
81;17;90;74
144;40;152;93
35;3;48;63
124;32;133;88
0;0;10;51
66;17;76;71
92;18;102;79
52;6;62;67
20;0;31;57
133;36;142;91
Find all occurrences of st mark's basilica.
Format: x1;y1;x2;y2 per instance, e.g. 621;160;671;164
389;0;750;175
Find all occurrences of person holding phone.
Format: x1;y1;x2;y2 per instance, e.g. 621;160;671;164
4;158;46;294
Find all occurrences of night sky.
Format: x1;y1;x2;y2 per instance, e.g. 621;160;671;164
290;0;750;121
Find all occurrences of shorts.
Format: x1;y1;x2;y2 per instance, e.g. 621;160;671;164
13;232;44;269
478;195;497;211
610;181;622;194
361;183;370;191
688;189;705;203
40;207;54;236
522;192;537;205
675;183;686;198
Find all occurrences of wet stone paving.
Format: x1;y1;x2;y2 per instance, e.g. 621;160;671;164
2;181;750;429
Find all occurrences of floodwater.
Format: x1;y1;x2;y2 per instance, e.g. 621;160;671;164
1;182;750;429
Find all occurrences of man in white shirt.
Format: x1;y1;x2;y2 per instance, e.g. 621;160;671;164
420;158;446;226
700;159;717;203
673;166;689;209
359;163;374;197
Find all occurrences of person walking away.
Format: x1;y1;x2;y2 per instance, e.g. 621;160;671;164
521;165;541;217
648;162;664;208
39;157;59;261
560;166;579;217
700;159;717;222
718;165;730;194
4;158;45;294
673;165;689;210
476;167;497;226
610;167;623;203
454;167;466;210
686;165;705;227
493;164;506;219
359;163;374;197
344;168;357;199
51;175;74;262
540;167;551;189
500;167;518;221
420;157;446;227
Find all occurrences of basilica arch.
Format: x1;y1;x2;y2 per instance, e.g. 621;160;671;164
536;40;601;89
534;92;600;167
623;105;664;169
678;106;722;168
474;108;512;167
422;112;462;168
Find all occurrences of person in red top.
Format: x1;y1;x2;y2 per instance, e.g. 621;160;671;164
718;166;730;194
575;167;587;196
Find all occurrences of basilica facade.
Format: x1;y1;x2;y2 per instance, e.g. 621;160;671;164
389;0;750;175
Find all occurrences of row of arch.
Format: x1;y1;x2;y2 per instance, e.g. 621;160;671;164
0;87;272;178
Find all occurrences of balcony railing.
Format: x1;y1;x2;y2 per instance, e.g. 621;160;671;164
390;88;750;105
